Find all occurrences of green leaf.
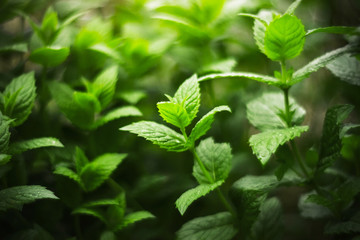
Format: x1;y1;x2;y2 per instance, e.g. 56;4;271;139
327;53;360;85
198;72;281;87
117;90;146;105
54;166;81;183
285;0;302;15
88;43;121;61
80;153;126;192
93;106;142;129
200;58;237;73
8;137;63;155
2;72;36;126
0;42;27;53
250;197;283;240
230;175;279;235
175;181;224;215
41;8;59;44
188;106;231;145
73;91;101;114
117;211;155;230
29;47;70;67
252;10;273;54
249;126;309;165
0;154;11;165
91;66;119;109
306;26;358;37
298;192;331;219
0;185;58;211
74;146;89;173
176;212;238;240
264;14;305;61
174;75;200;123
291;44;356;85
157;102;191;129
72;207;107;223
0;112;10;153
193;138;232;184
49;82;95;129
246;92;306;131
317;104;354;172
81;199;120;208
120;121;187;152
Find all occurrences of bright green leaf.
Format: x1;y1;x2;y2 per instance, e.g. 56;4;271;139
200;58;237;73
117;90;146;105
80;153;126;192
8;137;63;155
120;121;187;152
264;14;305;61
246;92;306;131
157;102;190;129
0;185;58;211
74;146;89;174
88;43;121;61
189;106;231;145
73;91;101;114
193;138;232;184
41;8;59;44
91;66;119;109
251;197;283;240
30;46;70;67
2;72;36;126
93;106;142;129
249;126;309;165
174;75;200;123
327;54;360;85
176;181;223;215
176;212;238;240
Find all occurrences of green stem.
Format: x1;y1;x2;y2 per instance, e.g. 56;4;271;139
290;140;309;178
107;178;124;193
191;149;237;218
75;215;83;240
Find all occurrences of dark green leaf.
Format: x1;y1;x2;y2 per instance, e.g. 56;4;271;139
2;72;36;126
116;211;155;230
249;126;309;165
175;181;224;215
306;26;359;37
251;197;283;240
30;47;70;67
0;185;58;211
8;137;63;155
93;106;142;129
74;146;88;174
54;166;81;183
298;192;332;219
193;138;232;184
0;42;27;53
177;212;238;240
0;112;10;153
72;207;106;223
120;121;187;152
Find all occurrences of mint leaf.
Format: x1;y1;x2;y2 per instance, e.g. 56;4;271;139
157;102;191;128
0;112;10;153
2;72;36;126
188;105;231;145
249;126;309;165
264;14;305;61
8;137;63;155
193;138;232;184
291;44;355;85
74;146;89;173
120;121;187;152
298;192;331;219
54;166;81;183
252;10;273;54
198;72;280;87
306;26;358;37
91;66;118;109
176;212;238;240
80;153;126;192
117;211;155;230
285;0;302;15
92;106;142;129
0;154;11;165
318;104;354;172
0;42;27;53
41;8;59;44
230;175;279;235
29;47;70;67
73;91;101;114
250;197;283;240
200;58;237;73
0;185;58;211
175;180;224;215
72;207;106;223
174;75;200;123
327;54;360;86
246;92;306;131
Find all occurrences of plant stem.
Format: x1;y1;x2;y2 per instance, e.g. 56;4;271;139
75;215;83;240
191;149;237;218
290;140;309;178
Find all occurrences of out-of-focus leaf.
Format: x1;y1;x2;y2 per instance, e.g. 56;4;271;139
30;46;70;67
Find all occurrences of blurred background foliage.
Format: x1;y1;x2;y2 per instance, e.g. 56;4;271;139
0;0;359;239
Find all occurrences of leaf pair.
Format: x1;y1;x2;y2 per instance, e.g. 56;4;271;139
246;92;308;165
54;147;126;192
72;192;154;232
